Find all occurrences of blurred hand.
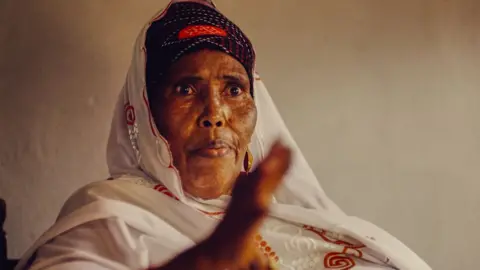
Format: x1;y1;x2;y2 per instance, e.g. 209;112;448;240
156;140;291;270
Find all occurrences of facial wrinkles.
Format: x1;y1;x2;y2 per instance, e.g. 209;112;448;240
150;50;256;199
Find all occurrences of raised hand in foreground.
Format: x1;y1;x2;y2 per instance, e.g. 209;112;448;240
153;141;291;270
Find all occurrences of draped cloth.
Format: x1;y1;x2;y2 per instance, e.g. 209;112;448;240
15;1;431;269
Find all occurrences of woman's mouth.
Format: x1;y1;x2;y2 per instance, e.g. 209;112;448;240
191;139;234;158
194;147;232;158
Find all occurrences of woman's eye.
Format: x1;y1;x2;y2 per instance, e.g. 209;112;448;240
227;86;243;97
174;84;195;96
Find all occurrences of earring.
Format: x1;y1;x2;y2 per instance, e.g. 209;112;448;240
244;148;253;173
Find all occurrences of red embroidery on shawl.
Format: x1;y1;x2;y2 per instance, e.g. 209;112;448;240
124;103;136;125
198;210;225;216
255;234;279;262
324;252;356;270
303;225;365;250
303;225;365;269
153;184;179;201
178;25;227;40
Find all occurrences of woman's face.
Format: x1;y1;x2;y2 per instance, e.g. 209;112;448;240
150;49;257;199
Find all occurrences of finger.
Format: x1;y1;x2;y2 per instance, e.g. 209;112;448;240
251;255;278;270
250;140;292;199
210;140;291;256
239;249;271;270
230;140;292;214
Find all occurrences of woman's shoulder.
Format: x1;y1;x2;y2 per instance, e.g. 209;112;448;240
56;180;110;220
57;176;154;220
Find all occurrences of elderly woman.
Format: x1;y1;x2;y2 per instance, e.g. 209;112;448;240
16;1;431;269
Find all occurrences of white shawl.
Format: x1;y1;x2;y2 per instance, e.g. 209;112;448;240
15;1;431;269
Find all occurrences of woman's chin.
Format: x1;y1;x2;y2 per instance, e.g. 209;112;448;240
180;155;240;199
186;186;227;200
183;173;236;200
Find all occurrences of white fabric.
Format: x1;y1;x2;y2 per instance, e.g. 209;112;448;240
16;1;432;269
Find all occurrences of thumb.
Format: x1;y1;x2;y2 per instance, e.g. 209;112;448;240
211;140;291;250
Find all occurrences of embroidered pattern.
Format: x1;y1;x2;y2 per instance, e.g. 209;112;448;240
178;25;227;39
324;252;356;270
125;104;136;125
153;184;179;201
255;234;279;263
198;209;225;216
303;225;365;250
125;102;141;162
303;225;364;269
202;213;280;266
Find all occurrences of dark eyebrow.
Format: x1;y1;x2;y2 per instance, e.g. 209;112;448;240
175;75;203;84
171;74;249;86
223;74;249;85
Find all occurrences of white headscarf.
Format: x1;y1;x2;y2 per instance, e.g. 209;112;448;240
16;1;431;269
105;0;343;213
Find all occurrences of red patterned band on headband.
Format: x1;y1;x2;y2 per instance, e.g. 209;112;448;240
178;25;227;40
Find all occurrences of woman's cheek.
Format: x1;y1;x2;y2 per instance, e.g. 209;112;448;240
232;101;257;138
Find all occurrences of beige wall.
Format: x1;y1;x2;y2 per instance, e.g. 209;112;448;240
1;0;479;269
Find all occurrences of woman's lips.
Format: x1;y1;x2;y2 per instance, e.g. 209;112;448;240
193;147;232;158
190;139;235;158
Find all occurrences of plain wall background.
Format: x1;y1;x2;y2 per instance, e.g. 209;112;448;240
1;0;479;269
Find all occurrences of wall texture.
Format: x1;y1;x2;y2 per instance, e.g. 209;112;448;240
1;0;479;269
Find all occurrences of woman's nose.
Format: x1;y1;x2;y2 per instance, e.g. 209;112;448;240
198;96;226;128
199;114;225;128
